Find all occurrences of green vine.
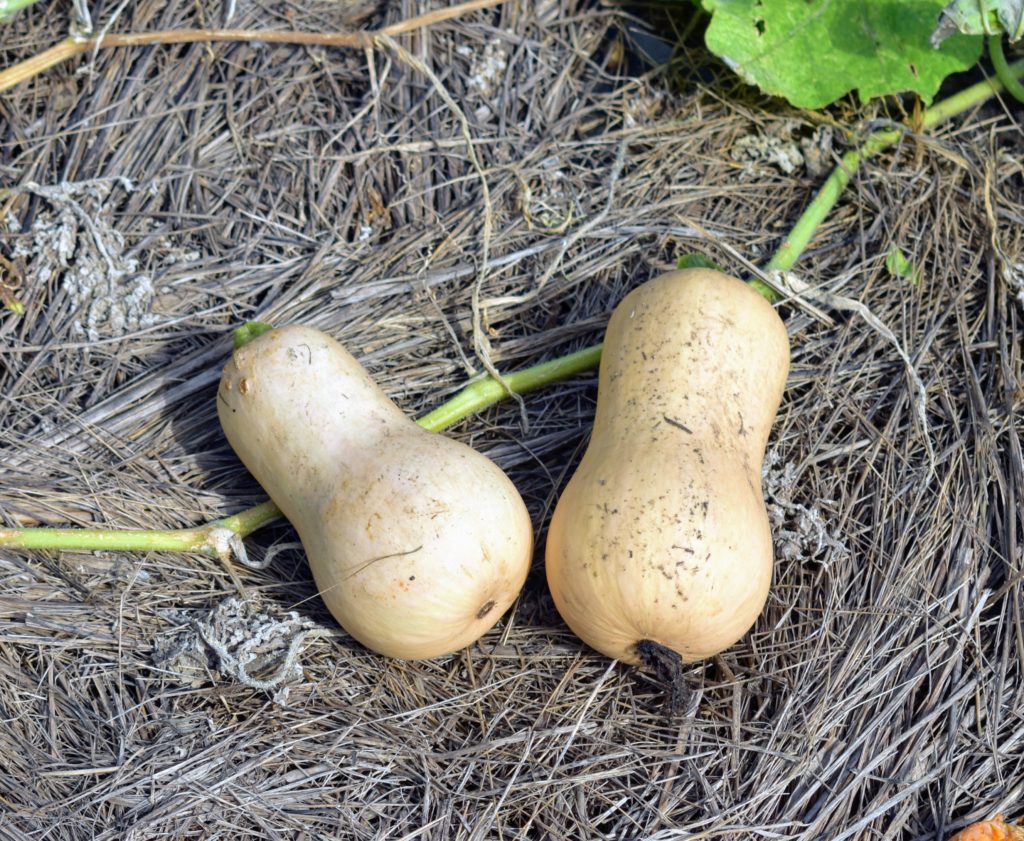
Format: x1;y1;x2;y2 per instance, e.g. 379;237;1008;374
988;36;1024;104
233;322;274;350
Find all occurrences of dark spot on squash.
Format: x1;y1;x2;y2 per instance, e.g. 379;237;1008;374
476;600;496;619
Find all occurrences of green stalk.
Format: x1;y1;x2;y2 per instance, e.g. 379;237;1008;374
987;37;1024;104
416;344;603;431
0;500;282;556
233;321;273;349
203;499;283;538
0;524;221;555
763;57;1024;289
3;59;1022;558
763;128;901;280
922;57;1024;126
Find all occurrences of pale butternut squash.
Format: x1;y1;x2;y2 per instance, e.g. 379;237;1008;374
545;269;790;664
218;325;533;660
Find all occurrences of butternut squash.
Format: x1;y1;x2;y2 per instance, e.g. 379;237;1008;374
218;325;533;659
545;269;790;664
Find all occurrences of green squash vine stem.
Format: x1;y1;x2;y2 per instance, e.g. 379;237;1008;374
988;36;1024;104
1;59;1022;560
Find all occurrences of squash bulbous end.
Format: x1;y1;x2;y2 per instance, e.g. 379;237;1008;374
340;580;527;660
312;517;533;660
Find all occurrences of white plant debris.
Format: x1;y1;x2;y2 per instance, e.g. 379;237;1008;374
459;38;509;121
623;90;666;129
10;178;158;341
1000;258;1024;311
763;450;848;564
731;122;834;177
152;596;317;704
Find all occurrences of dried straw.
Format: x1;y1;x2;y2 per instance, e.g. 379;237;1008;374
1;1;1022;838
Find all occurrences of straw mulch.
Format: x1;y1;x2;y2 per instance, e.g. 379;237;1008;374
1;1;1022;838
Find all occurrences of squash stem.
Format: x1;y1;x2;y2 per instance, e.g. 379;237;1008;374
0;500;284;556
232;322;274;349
636;640;686;715
987;36;1024;104
0;523;220;555
416;344;603;432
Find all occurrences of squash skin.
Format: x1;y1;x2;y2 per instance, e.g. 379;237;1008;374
218;325;533;660
545;269;790;664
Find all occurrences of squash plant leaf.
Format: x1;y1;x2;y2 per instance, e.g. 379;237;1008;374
931;0;1024;45
700;0;983;108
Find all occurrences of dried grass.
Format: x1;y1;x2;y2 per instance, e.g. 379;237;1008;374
1;1;1023;838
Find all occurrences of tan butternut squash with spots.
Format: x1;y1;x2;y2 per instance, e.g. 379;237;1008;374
545;269;789;664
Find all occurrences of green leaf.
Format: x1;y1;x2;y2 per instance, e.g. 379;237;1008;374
932;0;1024;44
700;0;984;108
885;247;923;285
